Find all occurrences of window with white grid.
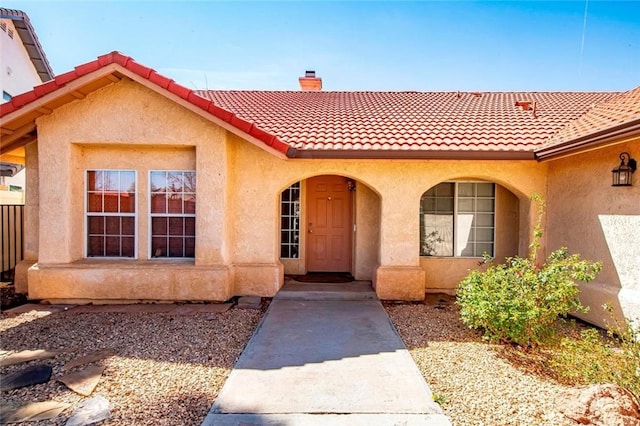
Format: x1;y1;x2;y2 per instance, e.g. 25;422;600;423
150;171;196;258
420;182;495;257
86;170;136;257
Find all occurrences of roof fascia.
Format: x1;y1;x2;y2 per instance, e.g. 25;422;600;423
291;149;536;160
0;64;122;130
536;118;640;161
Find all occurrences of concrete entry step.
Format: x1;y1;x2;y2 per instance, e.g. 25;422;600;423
203;413;452;425
276;280;376;301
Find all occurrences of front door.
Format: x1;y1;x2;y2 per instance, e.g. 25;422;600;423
306;175;353;272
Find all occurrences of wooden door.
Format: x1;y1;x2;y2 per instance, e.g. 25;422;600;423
306;175;353;272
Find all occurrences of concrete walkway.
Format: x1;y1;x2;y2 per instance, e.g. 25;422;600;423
202;282;450;425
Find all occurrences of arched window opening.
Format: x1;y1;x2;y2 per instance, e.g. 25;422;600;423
420;181;495;257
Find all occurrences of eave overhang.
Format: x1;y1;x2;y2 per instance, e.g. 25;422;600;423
535;118;640;161
290;149;536;160
0;52;292;159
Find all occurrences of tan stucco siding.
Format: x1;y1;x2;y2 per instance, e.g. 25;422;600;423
546;141;640;328
227;132;547;299
25;78;550;302
28;79;234;301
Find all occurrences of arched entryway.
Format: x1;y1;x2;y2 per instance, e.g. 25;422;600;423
278;175;380;280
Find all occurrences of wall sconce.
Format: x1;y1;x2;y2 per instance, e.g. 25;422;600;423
612;152;637;187
346;179;356;192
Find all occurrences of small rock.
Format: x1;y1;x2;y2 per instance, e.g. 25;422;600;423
63;348;116;371
236;296;262;310
58;365;106;396
0;400;70;423
65;395;111;426
0;349;61;367
557;383;640;426
1;364;52;391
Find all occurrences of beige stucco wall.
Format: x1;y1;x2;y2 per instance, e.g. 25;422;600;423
24;78;549;303
546;141;640;329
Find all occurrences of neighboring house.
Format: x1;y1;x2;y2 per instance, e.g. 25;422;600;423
0;8;54;204
0;52;637;329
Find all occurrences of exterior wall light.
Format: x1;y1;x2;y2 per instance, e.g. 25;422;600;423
346;179;356;191
612;152;637;187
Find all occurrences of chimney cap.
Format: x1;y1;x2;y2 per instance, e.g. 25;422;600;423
305;70;316;78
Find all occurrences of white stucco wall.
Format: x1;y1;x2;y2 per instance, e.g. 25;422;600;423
0;18;42;100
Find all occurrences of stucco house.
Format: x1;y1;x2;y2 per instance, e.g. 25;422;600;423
0;8;53;204
0;52;637;328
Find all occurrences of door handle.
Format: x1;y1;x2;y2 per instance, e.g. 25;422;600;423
308;223;313;233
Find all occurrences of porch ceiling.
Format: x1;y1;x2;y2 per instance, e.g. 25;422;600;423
0;68;125;154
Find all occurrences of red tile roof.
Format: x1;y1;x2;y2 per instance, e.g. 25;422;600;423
197;90;618;156
0;51;629;160
537;86;640;157
0;52;293;156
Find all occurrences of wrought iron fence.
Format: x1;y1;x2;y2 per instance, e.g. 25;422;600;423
1;204;24;282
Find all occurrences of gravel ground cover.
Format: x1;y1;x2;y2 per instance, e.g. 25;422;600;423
0;304;264;425
385;295;577;426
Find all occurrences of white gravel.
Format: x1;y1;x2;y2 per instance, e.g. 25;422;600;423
385;297;577;426
2;296;583;426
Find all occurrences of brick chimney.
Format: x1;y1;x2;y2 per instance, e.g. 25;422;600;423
298;70;322;91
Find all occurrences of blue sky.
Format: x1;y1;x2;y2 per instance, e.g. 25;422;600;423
4;1;640;91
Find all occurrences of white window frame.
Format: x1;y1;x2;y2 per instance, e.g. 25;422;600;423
84;169;138;259
420;181;496;258
148;170;196;259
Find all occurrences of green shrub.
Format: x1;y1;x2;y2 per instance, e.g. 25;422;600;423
549;315;640;399
456;194;602;347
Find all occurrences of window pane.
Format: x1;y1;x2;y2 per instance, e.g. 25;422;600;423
185;217;195;236
476;243;493;256
169;217;183;235
103;193;119;213
476;183;495;197
169;237;184;257
88;216;104;234
436;197;454;212
152;217;167;235
122;217;135;236
119;193;133;213
167;172;184;192
122;237;135;257
476;228;494;242
105;236;120;256
185;237;195;257
421;198;436;213
88;236;103;256
151;194;167;213
167;195;183;214
103;171;120;191
475;213;494;227
184;172;196;193
421;214;453;256
458;183;474;197
88;193;103;212
119;171;135;192
87;171;100;191
105;216;120;234
477;198;494;212
184;194;196;214
151;171;166;192
458;198;474;213
436;183;454;197
152;237;167;257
